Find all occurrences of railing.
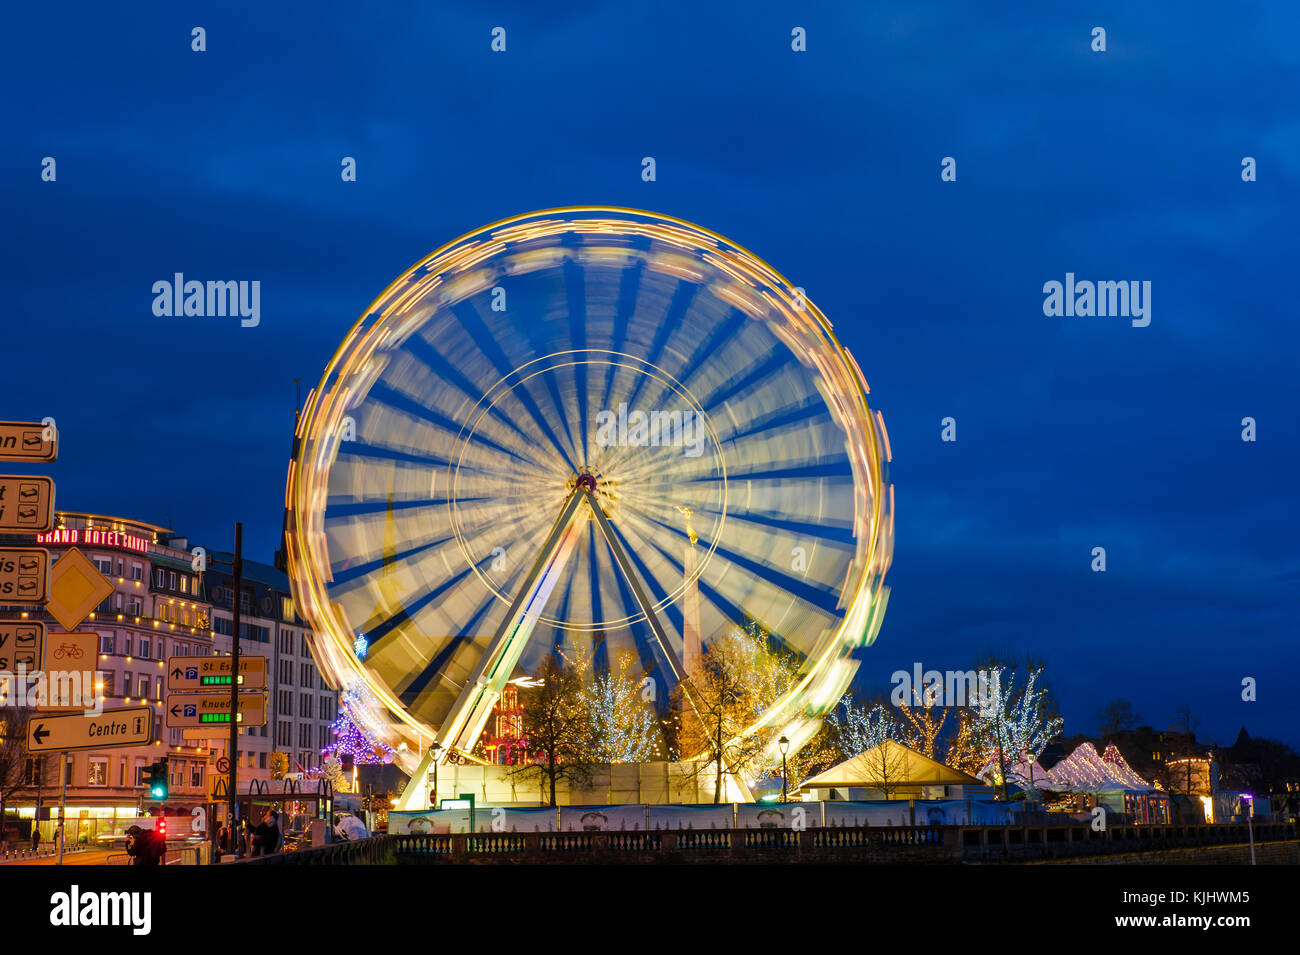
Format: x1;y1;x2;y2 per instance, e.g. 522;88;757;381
224;821;1299;865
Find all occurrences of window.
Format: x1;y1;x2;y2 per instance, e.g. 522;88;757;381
119;758;127;787
139;638;150;659
191;764;202;788
279;690;292;714
299;724;312;748
101;673;114;697
259;752;267;769
115;558;124;577
168;571;177;590
277;720;291;746
320;696;331;719
87;758;108;786
282;597;295;621
279;660;293;685
299;694;312;718
93;556;112;575
134;759;147;786
154;568;165;587
114;592;123;610
99;633;114;654
129;598;141;616
123;671;132;694
131;563;142;581
24;756;45;785
137;676;149;698
181;576;189;594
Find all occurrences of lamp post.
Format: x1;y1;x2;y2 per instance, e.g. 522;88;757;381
429;742;442;810
779;736;790;803
1242;793;1256;865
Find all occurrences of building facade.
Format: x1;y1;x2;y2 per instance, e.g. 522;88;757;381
1;512;215;844
203;557;339;794
0;511;341;847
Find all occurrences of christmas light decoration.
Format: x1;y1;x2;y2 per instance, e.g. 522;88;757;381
320;679;397;768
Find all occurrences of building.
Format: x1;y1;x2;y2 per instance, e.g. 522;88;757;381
0;510;342;847
1;512;216;845
202;556;339;792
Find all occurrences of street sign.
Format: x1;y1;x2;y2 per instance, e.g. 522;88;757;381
0;422;57;463
0;620;44;670
215;756;230;774
25;705;154;753
166;655;267;691
44;547;114;632
0;548;48;603
0;476;54;532
40;631;99;672
165;692;267;728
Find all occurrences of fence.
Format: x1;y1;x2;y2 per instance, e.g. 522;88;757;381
223;820;1297;865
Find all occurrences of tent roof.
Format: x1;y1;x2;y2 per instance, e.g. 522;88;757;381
1044;741;1153;793
798;740;980;790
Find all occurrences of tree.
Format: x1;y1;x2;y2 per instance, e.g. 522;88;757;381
1170;703;1199;795
674;622;799;803
827;695;909;798
579;651;660;763
509;653;594;806
0;707;57;836
943;707;985;775
971;665;1063;800
1097;699;1140;737
897;683;948;758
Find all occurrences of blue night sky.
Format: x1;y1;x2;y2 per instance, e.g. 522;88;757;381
3;2;1297;747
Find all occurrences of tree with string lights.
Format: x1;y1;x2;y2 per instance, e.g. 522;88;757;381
970;665;1063;800
579;651;660;763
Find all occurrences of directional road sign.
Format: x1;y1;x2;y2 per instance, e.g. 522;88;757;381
0;476;54;532
167;655;267;692
0;620;44;671
0;548;48;603
166;693;267;728
0;422;57;463
26;705;154;753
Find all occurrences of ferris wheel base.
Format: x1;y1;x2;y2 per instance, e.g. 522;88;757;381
393;757;755;812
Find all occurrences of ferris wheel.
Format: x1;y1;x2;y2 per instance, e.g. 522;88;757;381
284;207;893;780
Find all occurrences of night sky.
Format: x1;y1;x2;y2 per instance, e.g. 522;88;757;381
4;2;1297;748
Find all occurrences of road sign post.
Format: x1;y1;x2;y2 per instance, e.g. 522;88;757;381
167;655;267;691
0;548;48;604
26;705;155;753
0;421;58;462
0;476;54;532
165;692;267;728
0;620;44;671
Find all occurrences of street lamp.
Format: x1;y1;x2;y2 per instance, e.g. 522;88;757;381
1242;793;1256;865
429;742;442;810
779;736;790;804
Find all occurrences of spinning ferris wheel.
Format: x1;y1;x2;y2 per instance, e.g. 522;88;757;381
284;207;893;783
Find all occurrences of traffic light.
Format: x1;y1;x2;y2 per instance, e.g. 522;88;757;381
144;758;169;801
155;815;167;839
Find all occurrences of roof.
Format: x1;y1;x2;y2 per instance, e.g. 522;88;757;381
798;740;980;790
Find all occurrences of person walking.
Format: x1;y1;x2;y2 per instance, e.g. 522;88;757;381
30;828;40;854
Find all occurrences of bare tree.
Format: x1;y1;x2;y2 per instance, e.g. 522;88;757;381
827;695;909;798
0;706;52;838
508;654;594;806
1097;699;1140;737
673;623;797;803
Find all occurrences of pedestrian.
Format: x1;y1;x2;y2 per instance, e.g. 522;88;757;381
30;828;40;853
218;824;229;854
249;810;281;856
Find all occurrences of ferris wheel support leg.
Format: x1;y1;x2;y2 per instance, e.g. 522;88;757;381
582;488;705;724
435;486;588;757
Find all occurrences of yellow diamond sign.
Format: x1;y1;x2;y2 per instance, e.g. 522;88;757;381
46;547;114;633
